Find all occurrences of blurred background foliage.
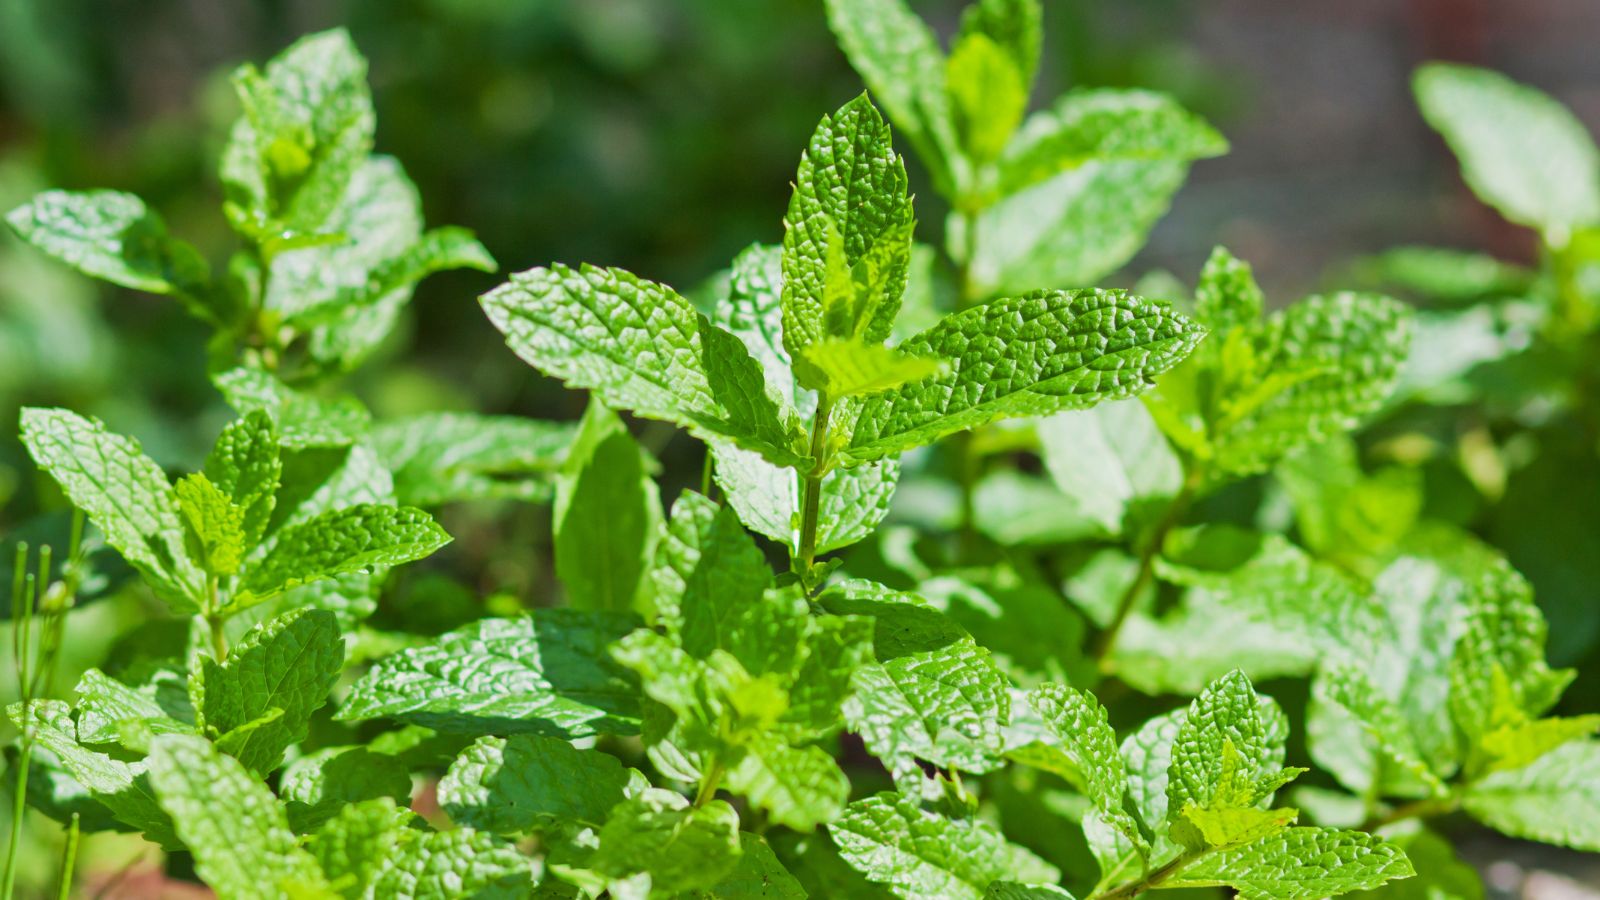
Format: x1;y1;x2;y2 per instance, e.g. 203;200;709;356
4;0;1600;893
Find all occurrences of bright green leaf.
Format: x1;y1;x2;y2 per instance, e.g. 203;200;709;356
241;503;449;603
555;401;661;614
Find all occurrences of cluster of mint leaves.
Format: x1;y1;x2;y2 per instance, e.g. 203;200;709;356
5;3;1600;899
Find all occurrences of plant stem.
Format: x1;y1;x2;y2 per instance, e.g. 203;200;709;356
3;545;35;900
3;741;31;900
1359;795;1457;832
693;758;726;809
951;206;984;553
205;575;228;662
1093;467;1203;667
796;394;835;577
1091;853;1193;900
54;813;79;900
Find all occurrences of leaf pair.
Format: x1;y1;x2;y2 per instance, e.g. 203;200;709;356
1001;672;1412;900
19;407;450;617
825;0;1228;295
1142;247;1412;480
1309;550;1600;850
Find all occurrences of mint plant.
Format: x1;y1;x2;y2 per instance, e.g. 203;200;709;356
3;7;1597;900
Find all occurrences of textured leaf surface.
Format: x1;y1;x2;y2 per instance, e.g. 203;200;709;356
8;700;179;848
280;746;412;832
308;798;415;899
439;735;637;833
782;95;913;359
947;33;1028;164
221;28;374;234
835;290;1204;462
592;789;743;893
712;441;899;555
554;402;660;614
19;407;202;607
831;793;1058;900
994;89;1226;198
1037;398;1180;536
1167;671;1278;814
146;734;329;898
214;366;372;449
369;827;535;899
725;738;850;831
203;411;281;549
198;609;344;775
1414;63;1600;233
652;491;775;662
175;474;248;576
970;159;1190;295
338;610;642;737
5;189;213;305
695;833;807;899
1461;741;1600;850
481;263;806;465
822;0;960;193
846;633;1011;783
72;669;192;748
1208;293;1412;476
242;503;449;601
1169;827;1414;900
1027;684;1144;857
369;412;575;505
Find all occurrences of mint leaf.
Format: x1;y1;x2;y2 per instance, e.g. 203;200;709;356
782;95;914;362
1166;671;1280;815
799;338;944;399
369;412;576;505
1460;741;1600;851
175;473;249;577
591;789;744;894
841;591;1011;782
369;827;535;898
221;28;374;235
1208;293;1412;476
7;700;180;849
697;833;807;899
337;610;642;738
1414;63;1600;234
993;89;1227;199
1314;662;1450;797
652;491;774;653
554;401;661;614
19;407;203;608
196;608;344;775
711;442;900;555
1448;560;1572;746
214;366;372;449
957;0;1043;91
1168;827;1414;900
72;669;192;748
147;734;331;898
830;793;1059;900
5;189;216;317
1194;245;1265;332
1343;245;1533;304
968;156;1189;295
308;799;415;899
835;289;1205;463
724;738;850;831
822;0;962;195
439;735;639;833
241;503;449;603
985;885;1074;900
947;33;1027;164
1027;684;1145;862
280;746;413;833
1037;398;1181;537
481;263;808;466
203;411;281;550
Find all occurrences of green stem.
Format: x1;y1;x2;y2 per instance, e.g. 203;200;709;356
693;758;727;809
1091;852;1194;900
796;394;836;577
951;206;985;553
3;741;31;900
1093;467;1203;667
1358;795;1457;832
54;814;79;900
205;575;228;662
